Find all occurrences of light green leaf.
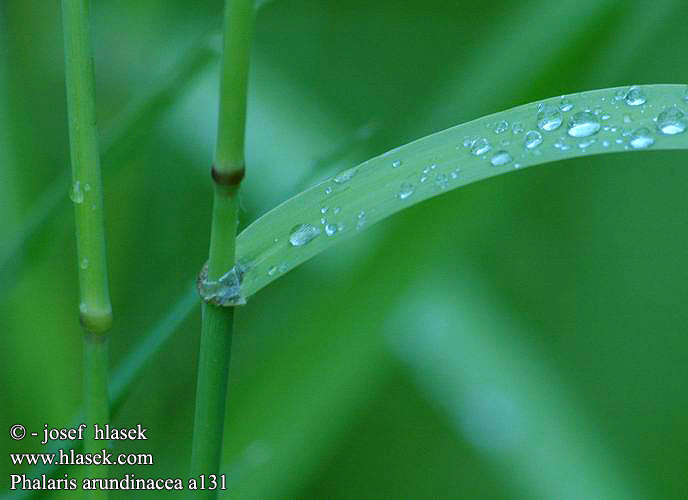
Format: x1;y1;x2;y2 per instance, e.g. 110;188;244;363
235;84;688;299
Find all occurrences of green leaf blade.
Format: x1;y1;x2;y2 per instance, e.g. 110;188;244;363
237;84;688;298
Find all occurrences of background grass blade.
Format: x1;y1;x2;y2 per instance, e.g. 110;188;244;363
2;283;198;500
235;84;688;299
0;33;218;288
388;272;643;499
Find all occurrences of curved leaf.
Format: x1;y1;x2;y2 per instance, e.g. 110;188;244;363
235;84;688;299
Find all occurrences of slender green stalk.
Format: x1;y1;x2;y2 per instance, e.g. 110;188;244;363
83;334;109;493
62;0;111;497
189;0;255;494
62;0;112;332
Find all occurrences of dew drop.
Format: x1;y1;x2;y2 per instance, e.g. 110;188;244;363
623;114;632;124
392;159;402;168
420;174;428;183
69;181;84;204
398;182;415;200
324;186;333;195
289;224;320;247
511;122;524;134
268;265;277;276
536;104;563;131
567;111;601;138
435;173;449;189
197;261;246;306
334;207;341;215
494;120;509;134
470;137;491;155
623;86;646;106
490;150;512;167
80;257;89;270
278;263;289;273
356;211;367;230
629;127;654;149
333;168;357;184
559;96;573;112
656;107;687;135
325;223;338;236
450;167;461;179
524;130;543;149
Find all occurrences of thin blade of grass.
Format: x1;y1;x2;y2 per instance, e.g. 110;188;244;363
1;284;198;500
0;34;218;287
234;84;688;299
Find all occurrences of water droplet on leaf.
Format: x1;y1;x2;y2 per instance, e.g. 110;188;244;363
289;224;320;247
70;181;84;204
559;96;573;112
567;111;601;138
537;104;563;131
398;182;415;200
524;130;543;149
623;86;646;106
494;120;509;134
656;107;687;135
490;150;512;167
470;137;491;155
435;173;449;189
629;127;654;149
197;261;246;306
333;168;357;184
325;223;338;236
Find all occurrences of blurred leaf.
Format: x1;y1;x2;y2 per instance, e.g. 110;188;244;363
388;271;644;499
0;33;218;289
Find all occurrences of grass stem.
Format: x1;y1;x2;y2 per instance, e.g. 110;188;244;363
189;0;255;495
62;1;112;497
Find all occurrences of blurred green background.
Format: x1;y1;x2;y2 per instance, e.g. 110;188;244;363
2;0;688;498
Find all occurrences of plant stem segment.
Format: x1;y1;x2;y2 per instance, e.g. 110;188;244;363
62;0;112;333
83;333;109;497
189;0;255;494
62;1;112;498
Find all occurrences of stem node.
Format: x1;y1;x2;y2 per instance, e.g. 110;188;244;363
211;164;245;187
